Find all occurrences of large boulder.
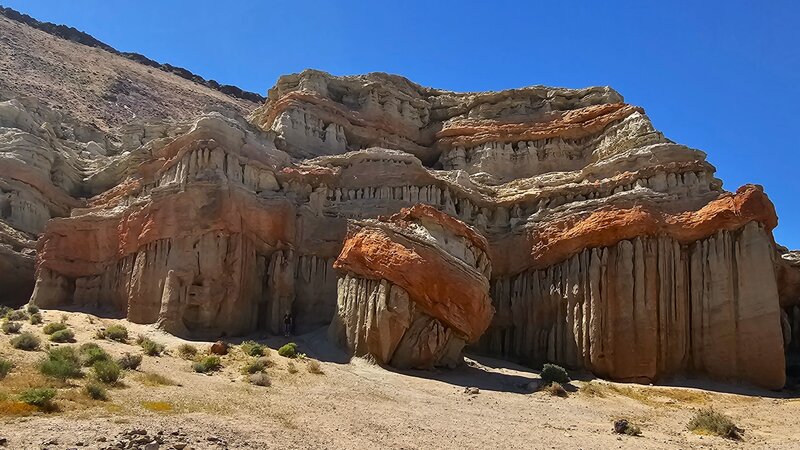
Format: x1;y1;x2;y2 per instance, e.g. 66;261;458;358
329;204;493;369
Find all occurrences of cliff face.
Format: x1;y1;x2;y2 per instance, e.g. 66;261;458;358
16;69;793;388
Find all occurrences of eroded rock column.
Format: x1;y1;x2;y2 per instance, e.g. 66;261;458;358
329;204;494;369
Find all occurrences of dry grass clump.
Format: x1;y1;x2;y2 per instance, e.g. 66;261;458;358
242;356;273;375
249;372;271;387
286;361;298;374
136;372;176;386
10;332;40;350
0;357;13;379
29;312;43;325
84;382;107;400
177;343;198;360
306;359;324;374
613;419;642;436
2;320;22;334
139;338;165;356
545;382;568;397
580;381;606;397
688;408;742;439
117;352;143;371
141;401;173;412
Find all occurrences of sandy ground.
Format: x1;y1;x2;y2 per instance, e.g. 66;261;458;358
1;309;799;450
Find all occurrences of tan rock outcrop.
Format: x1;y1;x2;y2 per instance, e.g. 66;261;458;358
17;69;793;387
329;205;493;368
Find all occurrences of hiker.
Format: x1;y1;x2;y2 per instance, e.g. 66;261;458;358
283;312;293;337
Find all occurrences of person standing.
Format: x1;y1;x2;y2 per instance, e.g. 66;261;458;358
283;312;293;337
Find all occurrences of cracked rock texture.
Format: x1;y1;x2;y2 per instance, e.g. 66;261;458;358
0;57;793;387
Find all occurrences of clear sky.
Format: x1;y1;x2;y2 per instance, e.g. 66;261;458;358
4;1;799;248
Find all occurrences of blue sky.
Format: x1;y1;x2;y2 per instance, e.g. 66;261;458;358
5;1;800;247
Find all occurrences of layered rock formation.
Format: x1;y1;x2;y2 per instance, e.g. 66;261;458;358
329;205;493;368
16;69;794;388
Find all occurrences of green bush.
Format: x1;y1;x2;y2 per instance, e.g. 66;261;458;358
2;320;22;334
177;343;198;360
0;305;11;318
10;332;40;351
39;346;82;380
192;355;222;373
117;353;142;370
92;360;122;383
84;382;107;400
26;304;40;314
240;340;265;357
43;322;67;335
540;363;570;386
139;338;165;356
0;357;12;379
5;309;28;321
688;408;741;439
29;312;43;325
79;343;110;366
278;342;298;358
49;328;75;343
101;324;129;342
19;387;56;407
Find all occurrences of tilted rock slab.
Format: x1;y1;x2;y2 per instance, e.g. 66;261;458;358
329;204;493;368
24;70;794;387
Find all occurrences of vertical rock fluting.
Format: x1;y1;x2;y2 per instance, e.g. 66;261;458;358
24;70;794;387
478;222;785;389
329;205;493;369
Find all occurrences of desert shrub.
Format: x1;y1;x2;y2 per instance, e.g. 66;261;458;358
613;419;642;436
240;340;265;357
101;324;128;342
192;355;221;373
139;338;164;356
85;382;107;400
241;357;274;375
249;372;271;387
5;309;28;321
25;304;39;314
545;381;568;397
0;305;11;318
39;346;82;380
117;352;142;371
306;359;323;374
2;320;22;334
177;343;198;360
92;360;122;383
278;342;298;358
0;357;12;379
49;328;75;343
286;361;298;374
540;363;570;386
580;381;606;397
688;408;741;439
79;343;110;366
137;372;176;386
10;332;40;351
43;322;67;335
19;388;56;408
29;312;43;325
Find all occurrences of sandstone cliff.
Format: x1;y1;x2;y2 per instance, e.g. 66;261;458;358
7;67;793;389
